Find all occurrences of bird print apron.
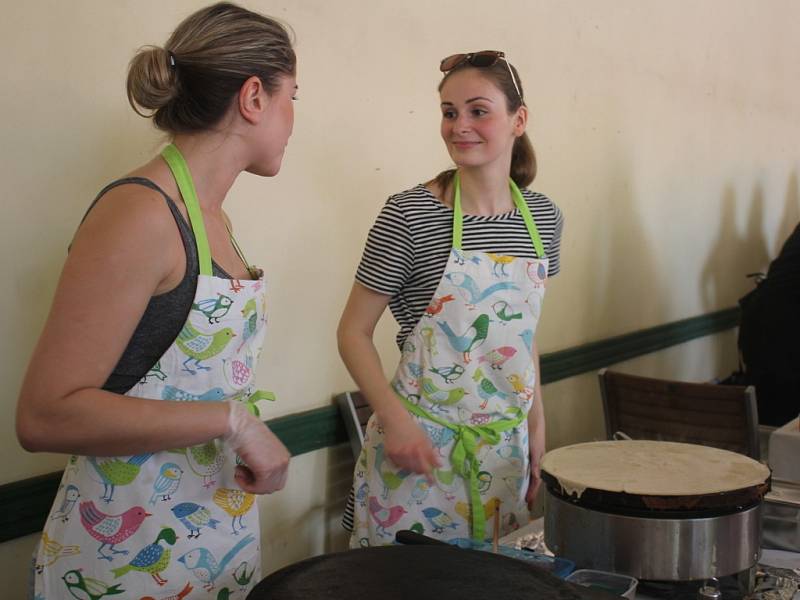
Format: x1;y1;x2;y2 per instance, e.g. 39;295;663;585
350;173;548;547
32;144;269;599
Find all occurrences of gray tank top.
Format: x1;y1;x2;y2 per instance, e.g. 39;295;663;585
81;177;232;394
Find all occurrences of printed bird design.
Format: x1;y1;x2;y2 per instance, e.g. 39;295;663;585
139;581;193;600
401;339;416;354
162;386;226;402
51;483;80;522
171;502;220;538
192;293;234;324
373;443;413;499
478;346;517;370
486;253;515;277
88;453;153;503
80;501;151;561
213;488;255;535
216;589;233;600
62;569;124;600
176;321;236;374
233;560;256;589
172;440;225;488
420;422;456;454
368;496;407;537
177;533;255;591
238;297;258;351
140;360;168;384
421;507;458;534
451;248;466;265
507;373;534;401
420;326;438;357
477;470;493;494
472;368;509;409
150;462;184;505
437;314;491;363
497;445;525;470
445;272;519;307
35;531;80;573
404;361;423;386
408;478;431;506
503;475;525;496
429;363;465;384
425;294;455;317
223;353;254;389
526;261;547;287
420;377;468;411
111;526;178;585
355;482;369;507
518;329;534;354
457;406;500;426
492;300;522;324
455;496;501;521
433;468;459;500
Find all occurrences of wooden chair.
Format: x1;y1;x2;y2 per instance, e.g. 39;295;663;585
598;369;760;459
335;390;373;461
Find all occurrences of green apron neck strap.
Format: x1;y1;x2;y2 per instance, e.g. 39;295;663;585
452;171;546;259
161;143;213;276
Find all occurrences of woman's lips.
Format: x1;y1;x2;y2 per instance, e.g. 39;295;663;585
452;141;481;149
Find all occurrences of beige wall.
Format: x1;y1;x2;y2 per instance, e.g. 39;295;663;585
2;0;797;594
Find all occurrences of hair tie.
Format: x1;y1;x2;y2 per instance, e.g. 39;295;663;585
168;51;176;69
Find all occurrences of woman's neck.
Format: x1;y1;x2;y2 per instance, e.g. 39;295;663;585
455;165;514;216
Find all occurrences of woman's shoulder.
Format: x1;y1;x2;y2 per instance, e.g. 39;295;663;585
520;187;563;223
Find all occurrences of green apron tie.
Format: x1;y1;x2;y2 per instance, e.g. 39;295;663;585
401;395;525;541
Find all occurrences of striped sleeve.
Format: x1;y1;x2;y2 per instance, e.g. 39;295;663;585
544;201;564;277
355;197;414;296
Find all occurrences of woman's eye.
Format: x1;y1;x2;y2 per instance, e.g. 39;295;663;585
442;110;456;119
471;108;487;117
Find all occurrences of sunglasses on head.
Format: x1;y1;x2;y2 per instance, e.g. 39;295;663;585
439;50;523;102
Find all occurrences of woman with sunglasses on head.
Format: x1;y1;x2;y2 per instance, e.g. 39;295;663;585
339;51;564;546
17;3;296;597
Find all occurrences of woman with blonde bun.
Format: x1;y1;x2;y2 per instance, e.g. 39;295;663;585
18;3;296;597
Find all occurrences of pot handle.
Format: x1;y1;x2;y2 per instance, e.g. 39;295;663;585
395;530;450;546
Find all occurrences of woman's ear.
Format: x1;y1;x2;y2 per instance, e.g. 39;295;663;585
514;104;528;136
238;75;267;125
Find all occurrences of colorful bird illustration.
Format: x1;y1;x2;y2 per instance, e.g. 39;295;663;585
497;445;525;470
111;526;178;585
223;353;254;389
176;321;236;374
472;368;509;409
62;569;124;600
477;471;493;494
51;484;80;522
229;279;245;294
425;294;455;317
233;560;256;589
192;293;234;324
79;500;151;561
213;488;255;535
421;507;458;534
420;422;456;454
437;314;491;363
518;329;534;354
433;468;459;500
139;581;193;600
404;361;423;386
420;377;468;411
162;386;226;402
401;339;416;354
408;478;431;506
238;297;258;351
150;462;184;505
445;272;519;307
420;326;438;357
216;588;233;600
172;440;225;489
373;443;413;499
486;253;515;277
171;502;220;538
492;300;522;324
177;533;255;591
507;373;534;401
429;363;465;384
526;261;547;287
35;531;80;573
87;453;153;503
451;248;466;265
354;482;369;507
368;496;407;537
503;475;525;496
478;346;517;370
455;496;501;521
457;407;499;426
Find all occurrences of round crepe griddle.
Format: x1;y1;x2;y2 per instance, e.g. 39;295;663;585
246;545;618;600
540;440;770;515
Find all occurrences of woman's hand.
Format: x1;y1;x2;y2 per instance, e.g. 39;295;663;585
381;409;441;478
526;432;546;508
224;400;291;494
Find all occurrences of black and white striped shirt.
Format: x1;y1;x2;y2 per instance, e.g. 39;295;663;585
356;184;564;349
